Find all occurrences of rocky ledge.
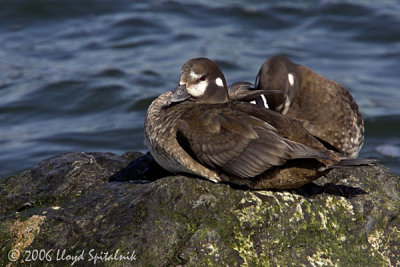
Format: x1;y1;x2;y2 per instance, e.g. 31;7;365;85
1;152;399;266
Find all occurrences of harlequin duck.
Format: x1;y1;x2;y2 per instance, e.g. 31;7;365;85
251;56;364;158
145;58;367;189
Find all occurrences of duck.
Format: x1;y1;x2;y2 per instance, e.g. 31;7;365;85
247;55;364;158
144;57;366;189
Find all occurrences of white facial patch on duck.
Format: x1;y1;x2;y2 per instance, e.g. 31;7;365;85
190;71;201;79
187;80;208;97
215;77;224;87
288;73;294;86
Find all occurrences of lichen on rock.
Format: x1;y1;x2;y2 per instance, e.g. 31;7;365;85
0;152;399;266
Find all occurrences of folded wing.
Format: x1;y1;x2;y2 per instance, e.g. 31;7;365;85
177;105;329;179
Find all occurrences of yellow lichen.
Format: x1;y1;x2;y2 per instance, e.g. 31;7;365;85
367;229;391;265
205;243;219;257
318;211;328;230
8;215;46;259
231;228;270;266
290;200;305;223
232;192;274;265
235;193;267;228
307;249;337;267
325;196;354;216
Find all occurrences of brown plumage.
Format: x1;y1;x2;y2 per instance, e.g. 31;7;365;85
253;56;364;158
145;58;364;189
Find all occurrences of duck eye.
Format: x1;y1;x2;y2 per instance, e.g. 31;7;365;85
199;75;206;81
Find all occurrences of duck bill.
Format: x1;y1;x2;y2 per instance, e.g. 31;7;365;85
229;88;284;102
170;84;190;103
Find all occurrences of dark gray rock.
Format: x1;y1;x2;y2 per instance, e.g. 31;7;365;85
1;152;399;266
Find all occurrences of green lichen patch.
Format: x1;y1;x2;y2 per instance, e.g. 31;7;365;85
1;152;399;266
229;190;393;266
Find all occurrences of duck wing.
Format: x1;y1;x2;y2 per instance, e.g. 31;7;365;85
176;104;329;179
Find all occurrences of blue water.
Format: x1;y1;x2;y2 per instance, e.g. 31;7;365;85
1;0;400;178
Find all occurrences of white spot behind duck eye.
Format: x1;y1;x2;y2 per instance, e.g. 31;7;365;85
288;73;294;86
250;100;256;104
187;80;208;97
215;77;224;87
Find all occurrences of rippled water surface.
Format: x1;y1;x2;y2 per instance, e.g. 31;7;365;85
1;0;400;177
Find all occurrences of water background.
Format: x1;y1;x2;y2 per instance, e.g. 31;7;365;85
1;0;400;178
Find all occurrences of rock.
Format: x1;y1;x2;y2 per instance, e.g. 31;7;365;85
1;152;399;266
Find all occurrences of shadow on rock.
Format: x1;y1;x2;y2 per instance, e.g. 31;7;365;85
226;180;367;199
110;152;368;199
292;182;367;199
109;152;170;183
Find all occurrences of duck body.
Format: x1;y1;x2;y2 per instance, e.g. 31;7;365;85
145;94;335;189
144;58;350;189
254;56;364;158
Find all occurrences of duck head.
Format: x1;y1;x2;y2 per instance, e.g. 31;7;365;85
168;58;229;106
255;56;300;114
